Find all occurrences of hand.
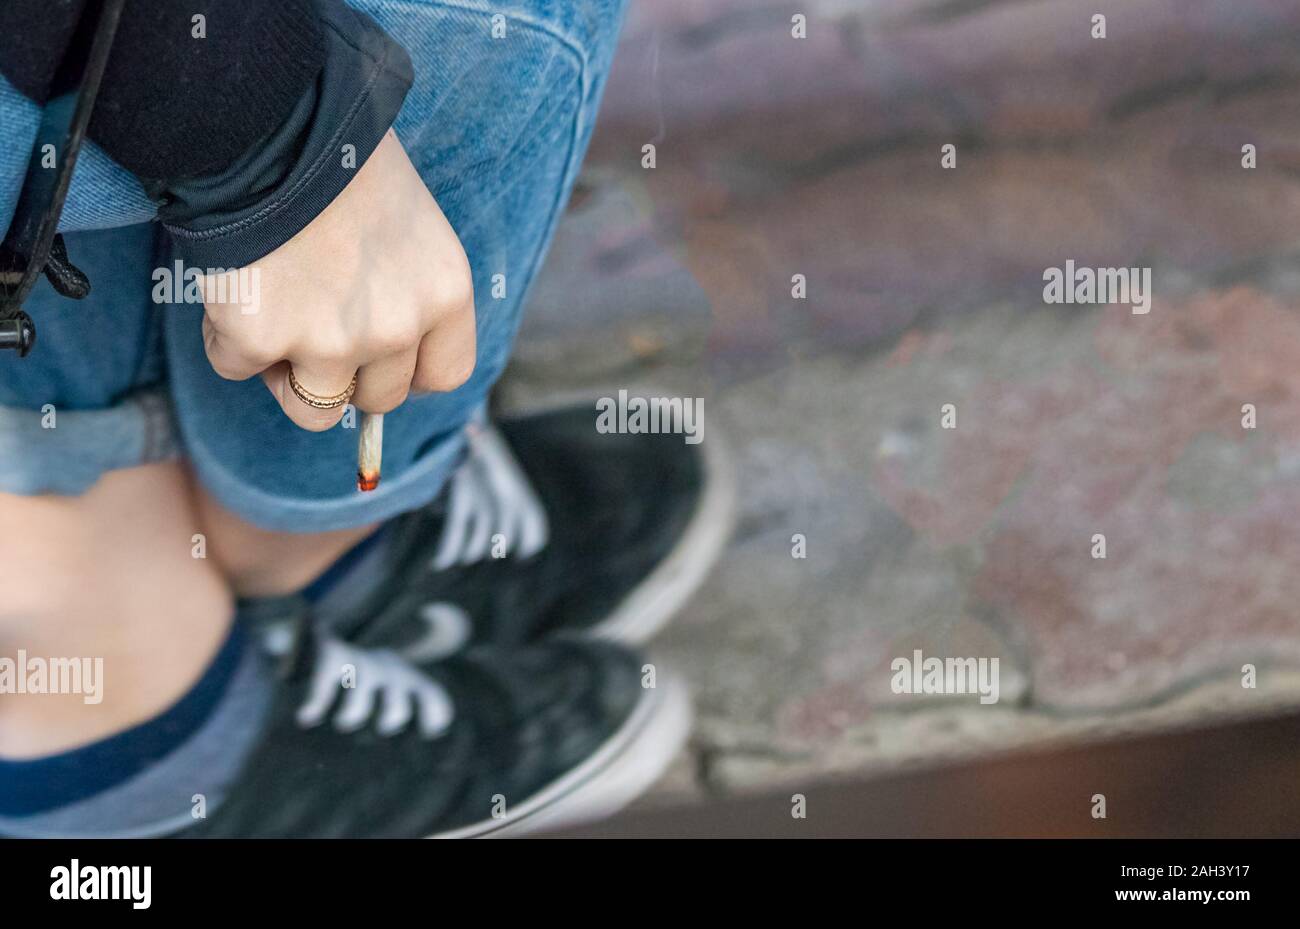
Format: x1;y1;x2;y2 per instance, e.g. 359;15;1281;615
200;129;476;431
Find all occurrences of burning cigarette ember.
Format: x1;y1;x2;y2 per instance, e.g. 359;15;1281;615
357;411;383;492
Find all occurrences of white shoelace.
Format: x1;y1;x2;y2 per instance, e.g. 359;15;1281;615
288;420;549;733
296;636;455;739
430;419;549;571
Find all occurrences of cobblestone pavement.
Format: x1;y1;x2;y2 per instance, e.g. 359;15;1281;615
498;0;1300;801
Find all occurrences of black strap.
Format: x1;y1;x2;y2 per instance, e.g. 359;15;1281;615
0;0;126;356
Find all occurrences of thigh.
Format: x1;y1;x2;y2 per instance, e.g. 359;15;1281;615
164;0;630;532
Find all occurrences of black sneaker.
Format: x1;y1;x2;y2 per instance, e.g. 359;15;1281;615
326;403;734;660
178;610;690;838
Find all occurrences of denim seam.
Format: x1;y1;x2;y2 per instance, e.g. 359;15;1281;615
383;2;593;320
381;0;594;75
164;3;592;249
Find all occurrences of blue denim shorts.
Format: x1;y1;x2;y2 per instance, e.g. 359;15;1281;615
0;0;625;532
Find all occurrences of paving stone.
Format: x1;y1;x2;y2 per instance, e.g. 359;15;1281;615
506;171;714;385
504;294;1300;795
934;293;1300;711
595;0;1300;160
519;92;1300;386
499;0;1300;798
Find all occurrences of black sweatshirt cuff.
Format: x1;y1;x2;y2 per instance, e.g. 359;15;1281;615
0;1;327;181
157;2;413;269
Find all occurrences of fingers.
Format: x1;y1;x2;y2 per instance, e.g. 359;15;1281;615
200;210;476;432
203;316;274;381
261;359;358;432
195;132;484;433
352;349;419;414
412;303;477;395
206;305;475;434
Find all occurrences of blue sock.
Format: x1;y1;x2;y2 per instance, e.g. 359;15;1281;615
302;524;391;624
0;621;272;837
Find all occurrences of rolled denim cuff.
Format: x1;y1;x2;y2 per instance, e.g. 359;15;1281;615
0;389;177;496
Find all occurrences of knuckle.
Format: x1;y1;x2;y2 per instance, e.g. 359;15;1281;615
217;333;281;371
207;346;262;380
208;355;246;380
419;355;475;393
433;263;474;312
302;335;353;367
365;385;410;414
245;345;283;370
369;318;421;356
290;405;345;433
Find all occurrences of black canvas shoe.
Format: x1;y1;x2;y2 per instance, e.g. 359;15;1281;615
177;610;690;838
326;402;734;660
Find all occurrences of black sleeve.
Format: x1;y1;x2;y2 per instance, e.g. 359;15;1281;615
0;0;327;181
0;0;413;269
157;1;413;269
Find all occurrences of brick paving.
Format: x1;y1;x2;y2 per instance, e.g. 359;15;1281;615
499;0;1300;799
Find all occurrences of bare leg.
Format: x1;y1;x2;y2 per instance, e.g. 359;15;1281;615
191;482;376;599
0;461;233;758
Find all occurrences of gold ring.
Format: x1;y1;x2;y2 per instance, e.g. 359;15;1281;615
288;369;358;410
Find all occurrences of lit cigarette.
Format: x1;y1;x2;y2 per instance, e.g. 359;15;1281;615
358;411;383;492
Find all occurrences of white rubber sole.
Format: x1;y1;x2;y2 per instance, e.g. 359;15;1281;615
432;672;693;838
590;427;736;645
